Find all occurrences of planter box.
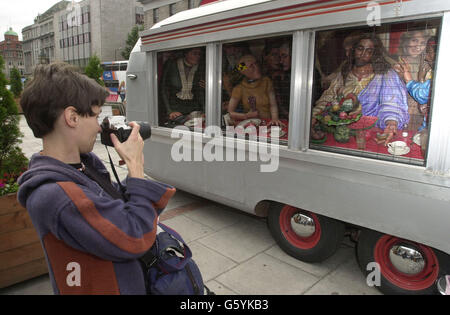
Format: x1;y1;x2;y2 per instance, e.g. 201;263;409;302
0;193;48;288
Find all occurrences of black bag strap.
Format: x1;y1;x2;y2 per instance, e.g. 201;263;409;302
83;165;126;201
81;149;128;202
105;146;128;200
140;248;158;268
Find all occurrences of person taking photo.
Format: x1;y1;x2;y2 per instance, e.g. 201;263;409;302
17;62;175;295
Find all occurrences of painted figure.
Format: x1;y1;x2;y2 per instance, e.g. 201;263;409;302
395;36;436;155
311;33;409;145
393;30;431;131
227;55;282;126
160;47;205;120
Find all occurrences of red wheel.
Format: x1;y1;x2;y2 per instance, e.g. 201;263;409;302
374;235;439;291
279;206;322;250
268;203;345;263
357;229;450;295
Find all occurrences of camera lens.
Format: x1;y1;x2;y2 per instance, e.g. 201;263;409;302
101;117;111;130
100;117;151;147
137;122;151;141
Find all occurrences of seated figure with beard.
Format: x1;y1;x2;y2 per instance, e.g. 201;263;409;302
311;33;409;145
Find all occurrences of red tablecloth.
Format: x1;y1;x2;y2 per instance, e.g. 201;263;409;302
320;127;423;159
233;118;289;141
217;116;423;160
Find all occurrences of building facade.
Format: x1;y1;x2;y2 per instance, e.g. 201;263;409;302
137;0;203;30
22;0;144;75
22;1;70;76
0;28;25;79
56;0;144;67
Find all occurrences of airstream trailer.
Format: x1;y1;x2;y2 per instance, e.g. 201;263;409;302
126;0;450;294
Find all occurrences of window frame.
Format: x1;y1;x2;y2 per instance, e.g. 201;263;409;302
307;18;442;167
152;34;299;144
426;12;450;174
216;33;298;146
154;45;208;131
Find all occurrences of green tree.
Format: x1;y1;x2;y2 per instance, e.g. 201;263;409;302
84;55;104;86
121;25;145;60
10;67;22;98
0;56;28;193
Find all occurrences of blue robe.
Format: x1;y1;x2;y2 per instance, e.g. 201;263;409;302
358;69;409;130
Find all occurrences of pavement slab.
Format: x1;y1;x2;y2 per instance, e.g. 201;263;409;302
216;253;320;295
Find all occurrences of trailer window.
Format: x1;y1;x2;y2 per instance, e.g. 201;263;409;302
221;36;292;144
157;47;206;129
309;19;440;166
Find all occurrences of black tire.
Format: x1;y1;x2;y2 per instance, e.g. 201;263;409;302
357;229;450;295
267;203;345;263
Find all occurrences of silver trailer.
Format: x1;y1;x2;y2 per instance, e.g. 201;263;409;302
127;0;450;294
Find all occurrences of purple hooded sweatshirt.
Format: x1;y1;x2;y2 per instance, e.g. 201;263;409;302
17;152;175;295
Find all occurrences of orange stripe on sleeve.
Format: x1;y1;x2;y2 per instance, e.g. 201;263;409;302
153;187;176;210
57;181;156;255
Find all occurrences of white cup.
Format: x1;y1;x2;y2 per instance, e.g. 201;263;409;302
388;141;408;155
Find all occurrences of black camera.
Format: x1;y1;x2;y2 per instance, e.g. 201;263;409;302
100;116;151;147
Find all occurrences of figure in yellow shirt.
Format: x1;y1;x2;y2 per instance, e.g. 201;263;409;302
227;55;283;126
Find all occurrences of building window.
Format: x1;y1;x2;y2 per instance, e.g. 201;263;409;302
84;32;91;43
310;19;441;166
136;13;144;25
153;8;159;24
170;3;176;16
82;12;90;24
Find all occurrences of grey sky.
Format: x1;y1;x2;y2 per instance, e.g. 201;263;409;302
1;0;70;41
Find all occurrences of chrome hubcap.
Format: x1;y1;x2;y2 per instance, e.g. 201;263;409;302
436;276;449;295
290;213;316;238
389;244;426;275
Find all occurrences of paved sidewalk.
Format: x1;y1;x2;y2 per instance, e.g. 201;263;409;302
0;116;381;295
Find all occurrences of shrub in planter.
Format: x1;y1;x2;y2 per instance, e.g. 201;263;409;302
0;55;28;196
0;57;44;290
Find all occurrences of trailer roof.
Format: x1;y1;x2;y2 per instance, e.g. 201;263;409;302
151;0;272;29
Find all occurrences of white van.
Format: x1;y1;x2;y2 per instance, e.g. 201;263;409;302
126;0;450;294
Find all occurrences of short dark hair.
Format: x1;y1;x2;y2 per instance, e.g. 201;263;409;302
20;62;109;138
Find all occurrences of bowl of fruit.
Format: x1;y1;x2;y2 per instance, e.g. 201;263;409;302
316;94;362;125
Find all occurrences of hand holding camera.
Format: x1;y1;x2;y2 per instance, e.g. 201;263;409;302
101;116;151;179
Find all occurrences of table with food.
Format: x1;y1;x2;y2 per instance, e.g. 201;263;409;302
310;94;424;160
